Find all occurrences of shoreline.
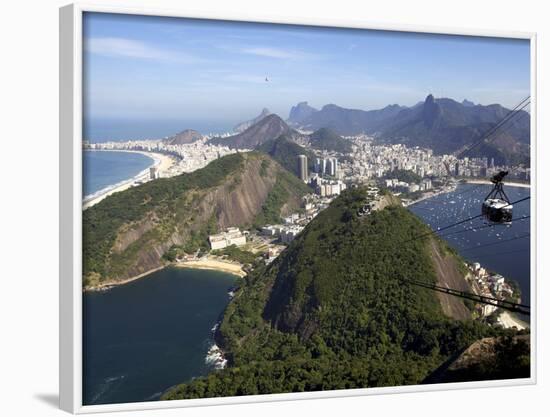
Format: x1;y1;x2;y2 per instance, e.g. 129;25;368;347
497;310;529;330
407;178;530;208
84;258;245;292
84;265;167;292
82;149;177;210
174;258;246;278
464;179;530;188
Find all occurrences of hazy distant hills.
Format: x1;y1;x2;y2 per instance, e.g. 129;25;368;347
287;95;530;164
233;108;272;133
162;129;203;145
288;101;318;125
377;95;530;165
209;114;295;149
288;102;405;135
211;112;354;156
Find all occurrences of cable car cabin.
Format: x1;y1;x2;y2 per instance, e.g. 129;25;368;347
482;170;512;224
482;198;513;224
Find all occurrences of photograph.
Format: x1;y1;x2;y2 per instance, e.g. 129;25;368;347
80;11;532;407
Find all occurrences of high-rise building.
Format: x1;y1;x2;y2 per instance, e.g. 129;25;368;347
314;158;323;173
325;157;338;177
150;166;159;180
298;155;308;182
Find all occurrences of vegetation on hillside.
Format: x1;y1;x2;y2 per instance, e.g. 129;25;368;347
162;188;526;400
309;128;353;153
383;169;422;184
83;154;244;282
83;152;309;285
252;169;310;228
257;135;316;177
211;245;258;265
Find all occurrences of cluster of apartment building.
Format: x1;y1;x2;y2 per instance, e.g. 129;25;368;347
342;136;528;184
259;196;330;244
314;157;340;177
208;227;247;250
384;177;433;193
469;262;516;317
85;138;239;177
453;157;530;181
309;176;347;197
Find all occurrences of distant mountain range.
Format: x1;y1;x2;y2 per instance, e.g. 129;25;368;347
210;113;354;158
286;95;530;164
288;102;405;135
193;94;530;165
376;95;530;165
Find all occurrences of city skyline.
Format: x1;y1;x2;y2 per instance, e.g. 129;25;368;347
83;12;530;125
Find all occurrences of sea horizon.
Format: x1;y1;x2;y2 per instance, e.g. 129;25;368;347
84;118;236;142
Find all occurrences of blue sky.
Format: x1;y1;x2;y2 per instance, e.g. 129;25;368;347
83;12;530;125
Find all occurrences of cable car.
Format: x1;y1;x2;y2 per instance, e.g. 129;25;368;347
482;170;513;224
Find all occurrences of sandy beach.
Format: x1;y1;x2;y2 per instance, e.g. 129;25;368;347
175;258;246;278
83;150;177;210
497;311;529;330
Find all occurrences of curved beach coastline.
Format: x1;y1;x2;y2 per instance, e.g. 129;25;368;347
83;150;176;210
85;259;246;292
175;258;246;278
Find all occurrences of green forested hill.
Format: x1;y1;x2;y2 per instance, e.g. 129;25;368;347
308;128;353;153
83;152;310;287
163;188;522;400
256;135;316;177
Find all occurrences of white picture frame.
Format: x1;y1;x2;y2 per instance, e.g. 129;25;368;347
59;2;537;413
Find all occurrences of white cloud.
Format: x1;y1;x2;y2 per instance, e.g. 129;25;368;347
85;37;197;62
239;46;321;60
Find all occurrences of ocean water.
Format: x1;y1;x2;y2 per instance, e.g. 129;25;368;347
83;267;236;405
409;183;531;306
83;150;154;198
84;118;233;142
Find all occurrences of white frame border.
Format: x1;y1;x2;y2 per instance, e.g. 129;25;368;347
59;2;537;414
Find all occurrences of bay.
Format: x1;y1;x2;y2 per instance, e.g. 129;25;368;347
83;267;236;405
83;150;154;198
409;183;531;307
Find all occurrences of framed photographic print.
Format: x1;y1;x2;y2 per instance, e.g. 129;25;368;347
59;2;537;413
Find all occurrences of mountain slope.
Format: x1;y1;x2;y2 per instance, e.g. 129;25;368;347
288;101;318;125
162;188;520;400
209;114;294;149
83;152;310;287
256;135;316;178
162;129;203;145
378;95;530;164
233;108;271;133
424;335;530;383
308;128;353;153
